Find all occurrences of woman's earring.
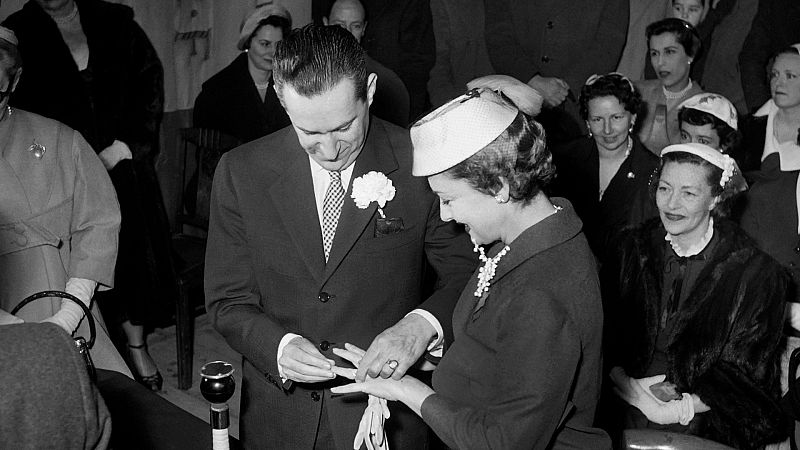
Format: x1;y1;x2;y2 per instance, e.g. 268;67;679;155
588;130;593;138
629;122;635;133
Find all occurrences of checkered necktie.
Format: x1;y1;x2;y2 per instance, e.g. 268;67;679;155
322;171;344;261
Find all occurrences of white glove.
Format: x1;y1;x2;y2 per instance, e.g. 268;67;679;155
611;368;695;426
0;309;24;325
98;139;133;170
41;278;97;335
354;395;390;450
788;303;800;331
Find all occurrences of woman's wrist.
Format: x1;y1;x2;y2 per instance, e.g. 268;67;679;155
398;376;435;416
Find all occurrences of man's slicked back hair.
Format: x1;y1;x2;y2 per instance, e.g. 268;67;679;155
273;24;368;101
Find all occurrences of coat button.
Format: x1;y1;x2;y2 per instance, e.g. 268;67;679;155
318;292;330;303
541;55;551;63
794;246;800;253
311;391;321;401
319;340;330;351
546;21;554;29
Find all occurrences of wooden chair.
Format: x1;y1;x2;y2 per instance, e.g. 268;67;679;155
621;429;735;450
173;127;240;389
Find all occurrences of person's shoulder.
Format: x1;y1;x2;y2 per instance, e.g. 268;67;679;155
634;79;661;96
202;55;247;90
371;117;412;163
219;126;296;174
12;109;75;136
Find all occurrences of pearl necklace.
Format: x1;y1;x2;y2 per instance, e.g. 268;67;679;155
473;243;510;298
663;79;693;100
51;4;79;26
254;81;270;90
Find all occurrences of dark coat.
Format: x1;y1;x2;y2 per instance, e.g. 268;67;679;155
359;0;436;119
421;200;610;449
736;114;768;173
204;117;477;449
740;152;800;304
4;0;173;326
739;0;800;113
604;218;790;449
0;323;111;449
4;0;163;162
484;0;628;143
551;137;659;260
193;52;290;144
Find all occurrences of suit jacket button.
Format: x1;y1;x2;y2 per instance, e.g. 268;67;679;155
319;340;330;351
546;20;554;29
794;246;800;253
318;292;330;303
311;391;321;401
541;55;551;63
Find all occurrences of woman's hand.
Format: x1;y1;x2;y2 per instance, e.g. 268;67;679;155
610;367;695;425
467;74;544;117
98;140;133;170
331;343;435;416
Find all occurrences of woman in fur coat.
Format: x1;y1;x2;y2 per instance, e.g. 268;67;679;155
604;142;791;449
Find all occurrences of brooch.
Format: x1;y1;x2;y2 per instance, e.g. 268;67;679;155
28;139;46;159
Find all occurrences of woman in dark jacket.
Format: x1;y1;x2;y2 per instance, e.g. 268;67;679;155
739;45;800;395
552;72;659;261
192;5;291;144
3;0;169;391
605;142;790;449
330;78;609;449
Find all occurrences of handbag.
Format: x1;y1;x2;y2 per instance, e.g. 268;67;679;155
11;290;97;381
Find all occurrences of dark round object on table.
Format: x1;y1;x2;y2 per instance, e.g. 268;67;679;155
200;361;236;404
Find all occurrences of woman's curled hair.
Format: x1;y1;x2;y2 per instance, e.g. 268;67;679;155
446;113;554;205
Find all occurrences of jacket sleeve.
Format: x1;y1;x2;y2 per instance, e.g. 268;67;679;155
484;0;539;80
204;154;286;376
419;198;477;348
688;259;791;448
68;130;121;290
739;0;774;113
118;17;164;161
584;0;629;78
427;0;460;107
420;289;582;449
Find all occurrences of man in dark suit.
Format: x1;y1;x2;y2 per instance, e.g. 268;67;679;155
484;0;629;143
204;24;475;449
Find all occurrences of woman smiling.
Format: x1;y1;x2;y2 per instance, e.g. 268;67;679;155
331;78;610;449
604;142;789;448
552;73;658;260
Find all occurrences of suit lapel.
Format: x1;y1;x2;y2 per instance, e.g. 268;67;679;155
269;147;326;283
322;119;399;282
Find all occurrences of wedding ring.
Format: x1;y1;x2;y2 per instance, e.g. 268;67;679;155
386;360;399;370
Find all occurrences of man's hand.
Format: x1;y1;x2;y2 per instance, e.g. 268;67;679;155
278;336;336;383
356;314;436;381
527;75;569;108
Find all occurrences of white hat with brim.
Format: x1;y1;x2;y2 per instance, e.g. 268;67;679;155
661;143;747;192
678;93;738;130
237;5;292;51
411;89;519;177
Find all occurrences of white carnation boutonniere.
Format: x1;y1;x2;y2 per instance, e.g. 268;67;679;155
351;171;396;218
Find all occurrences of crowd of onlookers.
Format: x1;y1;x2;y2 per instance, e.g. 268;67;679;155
1;0;800;448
